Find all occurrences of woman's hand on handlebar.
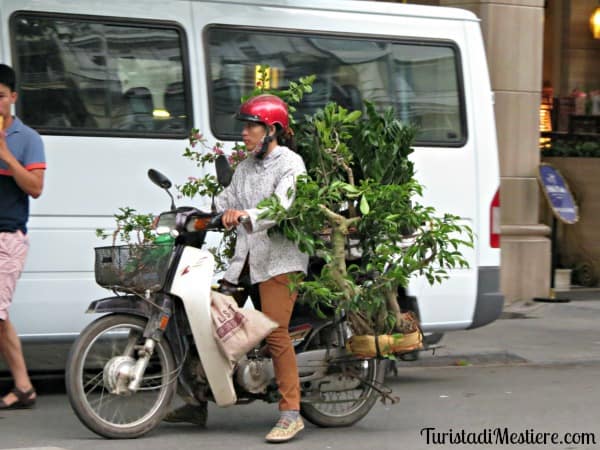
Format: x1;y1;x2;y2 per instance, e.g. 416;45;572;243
222;209;250;230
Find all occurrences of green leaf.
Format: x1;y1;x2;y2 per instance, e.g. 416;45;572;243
341;184;359;194
346;110;362;122
360;195;370;215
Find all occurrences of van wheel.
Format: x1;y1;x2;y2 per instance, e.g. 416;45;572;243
423;332;444;347
399;351;419;361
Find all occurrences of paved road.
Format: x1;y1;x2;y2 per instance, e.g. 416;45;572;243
2;363;600;450
3;299;600;449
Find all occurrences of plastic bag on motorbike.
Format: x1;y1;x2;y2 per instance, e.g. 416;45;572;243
211;291;278;363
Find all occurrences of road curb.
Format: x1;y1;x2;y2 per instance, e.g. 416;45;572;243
391;351;529;369
389;351;600;371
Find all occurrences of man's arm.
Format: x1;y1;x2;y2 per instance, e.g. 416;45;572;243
0;137;45;198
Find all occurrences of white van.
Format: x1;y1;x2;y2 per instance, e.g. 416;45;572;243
0;0;503;371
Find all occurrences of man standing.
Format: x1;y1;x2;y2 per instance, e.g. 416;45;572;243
0;63;46;409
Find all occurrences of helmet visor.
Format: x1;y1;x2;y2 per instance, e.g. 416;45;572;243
236;112;263;124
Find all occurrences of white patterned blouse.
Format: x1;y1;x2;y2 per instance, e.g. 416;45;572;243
215;146;309;284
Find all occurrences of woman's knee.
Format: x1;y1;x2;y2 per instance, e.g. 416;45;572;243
266;328;291;354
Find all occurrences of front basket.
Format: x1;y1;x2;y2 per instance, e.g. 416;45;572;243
94;244;174;293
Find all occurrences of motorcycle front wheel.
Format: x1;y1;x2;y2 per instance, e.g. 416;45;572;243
65;314;176;438
300;358;386;427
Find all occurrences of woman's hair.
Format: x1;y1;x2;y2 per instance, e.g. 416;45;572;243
276;124;297;151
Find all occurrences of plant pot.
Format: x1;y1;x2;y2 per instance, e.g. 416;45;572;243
346;331;423;357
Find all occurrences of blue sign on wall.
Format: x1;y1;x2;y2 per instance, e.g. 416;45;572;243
538;163;579;224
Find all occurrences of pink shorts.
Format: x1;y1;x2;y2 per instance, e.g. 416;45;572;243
0;231;29;321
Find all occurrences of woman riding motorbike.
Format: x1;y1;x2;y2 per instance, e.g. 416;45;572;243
167;94;309;443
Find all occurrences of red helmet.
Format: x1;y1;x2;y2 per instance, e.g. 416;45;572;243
237;94;289;129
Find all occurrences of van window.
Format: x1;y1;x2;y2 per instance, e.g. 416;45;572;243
12;14;191;137
206;27;466;146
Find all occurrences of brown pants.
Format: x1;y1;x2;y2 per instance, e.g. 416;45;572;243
259;273;300;411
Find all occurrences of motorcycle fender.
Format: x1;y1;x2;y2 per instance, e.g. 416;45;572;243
167;247;237;407
86;295;153;318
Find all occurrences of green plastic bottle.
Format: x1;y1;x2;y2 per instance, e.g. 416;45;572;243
153;233;175;246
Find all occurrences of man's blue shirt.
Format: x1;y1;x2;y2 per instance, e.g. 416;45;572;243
0;116;46;233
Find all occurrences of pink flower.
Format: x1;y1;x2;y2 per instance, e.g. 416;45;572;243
213;146;224;155
187;176;198;182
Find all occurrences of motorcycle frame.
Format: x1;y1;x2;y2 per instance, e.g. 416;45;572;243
85;239;362;409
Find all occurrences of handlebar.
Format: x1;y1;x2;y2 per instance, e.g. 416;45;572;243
154;208;252;234
207;213;224;229
154;209;252;249
199;212;250;231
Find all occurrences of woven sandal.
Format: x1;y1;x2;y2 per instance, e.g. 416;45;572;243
265;417;305;443
0;387;36;410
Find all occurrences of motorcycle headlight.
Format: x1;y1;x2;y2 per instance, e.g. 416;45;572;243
155;211;177;232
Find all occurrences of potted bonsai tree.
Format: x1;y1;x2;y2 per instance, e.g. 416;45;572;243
258;97;472;355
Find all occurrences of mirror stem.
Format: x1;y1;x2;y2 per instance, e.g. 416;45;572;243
166;190;176;211
211;194;216;214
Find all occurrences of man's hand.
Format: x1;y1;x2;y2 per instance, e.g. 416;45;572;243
222;209;249;229
0;130;14;165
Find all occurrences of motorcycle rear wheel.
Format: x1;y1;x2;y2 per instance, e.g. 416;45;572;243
65;314;176;438
300;358;386;427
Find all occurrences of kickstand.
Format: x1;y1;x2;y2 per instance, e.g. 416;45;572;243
347;366;400;405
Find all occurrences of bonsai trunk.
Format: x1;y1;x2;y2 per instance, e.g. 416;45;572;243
319;204;372;335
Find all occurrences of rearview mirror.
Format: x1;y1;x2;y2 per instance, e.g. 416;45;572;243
148;169;172;189
148;169;175;210
215;155;233;187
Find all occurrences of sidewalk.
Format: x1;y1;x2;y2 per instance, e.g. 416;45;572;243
399;297;600;368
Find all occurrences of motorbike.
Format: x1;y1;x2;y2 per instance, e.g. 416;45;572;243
65;160;390;439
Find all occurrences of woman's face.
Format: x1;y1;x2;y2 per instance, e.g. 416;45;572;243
241;121;268;152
